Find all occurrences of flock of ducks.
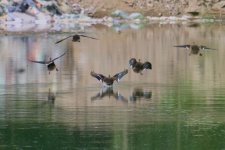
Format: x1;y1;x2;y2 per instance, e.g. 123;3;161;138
90;58;152;86
28;33;216;89
28;33;153;87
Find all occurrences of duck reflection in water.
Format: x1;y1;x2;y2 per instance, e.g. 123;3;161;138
28;51;67;74
48;88;55;103
129;58;152;75
130;88;152;102
55;34;98;44
40;88;55;106
174;44;216;56
91;87;128;103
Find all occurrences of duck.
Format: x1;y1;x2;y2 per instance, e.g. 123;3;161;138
129;58;152;75
174;44;216;56
28;51;66;74
55;34;98;44
90;69;128;87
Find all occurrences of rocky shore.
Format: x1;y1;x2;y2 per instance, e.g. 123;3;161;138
0;0;225;33
67;0;225;17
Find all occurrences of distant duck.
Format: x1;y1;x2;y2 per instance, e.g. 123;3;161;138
174;44;216;56
90;69;128;87
28;51;66;74
55;34;98;44
129;58;152;75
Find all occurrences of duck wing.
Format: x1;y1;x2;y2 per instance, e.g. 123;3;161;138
174;45;191;49
79;34;98;40
90;71;105;82
199;45;216;50
55;35;73;44
51;51;67;62
28;59;46;64
113;69;128;81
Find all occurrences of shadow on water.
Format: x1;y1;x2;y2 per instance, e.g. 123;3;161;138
1;23;225;149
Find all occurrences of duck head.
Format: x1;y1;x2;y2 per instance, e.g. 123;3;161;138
129;58;137;68
143;62;152;70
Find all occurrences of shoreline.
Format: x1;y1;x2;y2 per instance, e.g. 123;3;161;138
0;12;223;34
1;0;225;33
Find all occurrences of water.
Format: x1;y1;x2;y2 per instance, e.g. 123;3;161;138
1;23;225;149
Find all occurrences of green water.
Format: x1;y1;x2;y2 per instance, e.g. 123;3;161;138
0;23;225;149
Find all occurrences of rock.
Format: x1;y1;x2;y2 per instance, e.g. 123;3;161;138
45;3;62;15
111;9;129;19
0;5;5;16
72;3;82;14
6;12;35;23
212;1;225;10
57;1;72;13
187;11;200;16
35;12;52;24
128;12;144;19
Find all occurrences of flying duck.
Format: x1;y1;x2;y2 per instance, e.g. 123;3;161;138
90;69;128;87
28;51;66;74
174;44;216;56
129;58;152;74
55;34;98;44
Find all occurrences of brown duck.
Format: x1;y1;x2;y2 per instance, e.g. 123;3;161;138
91;69;128;87
28;51;66;74
55;34;98;44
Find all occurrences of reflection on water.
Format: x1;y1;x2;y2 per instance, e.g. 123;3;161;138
91;87;128;103
129;88;152;102
1;23;225;149
47;88;55;102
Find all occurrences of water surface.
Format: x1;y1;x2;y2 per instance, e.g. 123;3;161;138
0;23;225;149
